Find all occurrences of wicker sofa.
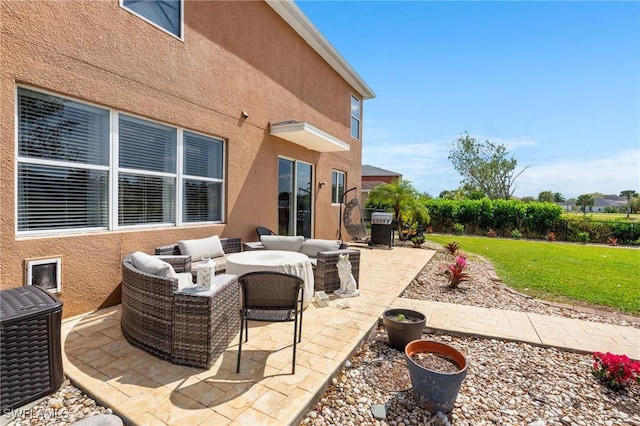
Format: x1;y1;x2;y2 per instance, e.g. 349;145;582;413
155;236;242;275
121;252;240;368
246;236;361;294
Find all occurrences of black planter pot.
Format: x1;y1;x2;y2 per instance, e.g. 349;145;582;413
404;340;468;413
382;308;426;351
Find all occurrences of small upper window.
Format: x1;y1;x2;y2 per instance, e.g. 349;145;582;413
350;95;361;140
122;0;182;38
332;170;346;204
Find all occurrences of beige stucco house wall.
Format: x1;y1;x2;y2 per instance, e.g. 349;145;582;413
0;0;374;317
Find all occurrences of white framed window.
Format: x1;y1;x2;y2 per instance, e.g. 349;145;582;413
16;87;225;235
332;170;346;204
182;131;224;223
121;0;183;39
17;88;110;233
350;95;361;140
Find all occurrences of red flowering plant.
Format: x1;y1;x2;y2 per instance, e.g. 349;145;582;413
592;351;640;389
446;255;470;289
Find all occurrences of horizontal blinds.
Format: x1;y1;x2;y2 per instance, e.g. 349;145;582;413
119;115;176;173
17;164;108;231
183;131;223;179
123;0;181;36
183;180;222;222
18;88;109;165
119;174;175;225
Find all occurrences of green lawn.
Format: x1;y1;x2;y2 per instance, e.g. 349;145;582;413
425;235;640;315
562;212;639;221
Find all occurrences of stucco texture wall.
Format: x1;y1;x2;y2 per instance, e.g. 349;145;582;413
0;0;363;317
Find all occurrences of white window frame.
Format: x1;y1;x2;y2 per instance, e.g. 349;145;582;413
350;94;361;140
332;170;346;204
120;0;184;41
15;86;225;236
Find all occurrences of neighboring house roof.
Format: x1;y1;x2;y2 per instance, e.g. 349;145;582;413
266;1;375;100
593;198;626;207
361;181;385;191
362;165;402;177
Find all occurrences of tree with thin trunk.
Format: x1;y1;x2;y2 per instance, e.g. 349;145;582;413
575;194;595;216
448;132;530;200
620;190;638;219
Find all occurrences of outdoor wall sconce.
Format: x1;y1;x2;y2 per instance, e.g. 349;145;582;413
319;181;326;188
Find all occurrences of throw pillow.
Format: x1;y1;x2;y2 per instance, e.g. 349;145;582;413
300;239;342;257
130;251;172;277
178;235;225;261
260;235;304;252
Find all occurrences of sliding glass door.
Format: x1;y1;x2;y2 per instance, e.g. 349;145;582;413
278;158;313;238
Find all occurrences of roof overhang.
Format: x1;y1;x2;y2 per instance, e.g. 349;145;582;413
270;121;350;152
265;0;375;100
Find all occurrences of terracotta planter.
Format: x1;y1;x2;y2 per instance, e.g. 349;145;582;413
382;308;426;351
404;340;467;413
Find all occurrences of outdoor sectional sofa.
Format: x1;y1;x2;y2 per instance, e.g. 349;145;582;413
246;235;361;293
121;252;240;368
154;236;242;276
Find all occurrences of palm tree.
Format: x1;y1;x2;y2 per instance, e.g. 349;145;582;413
367;179;420;236
575;194;594;216
620;190;638;219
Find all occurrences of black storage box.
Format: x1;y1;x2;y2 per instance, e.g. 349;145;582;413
0;286;64;411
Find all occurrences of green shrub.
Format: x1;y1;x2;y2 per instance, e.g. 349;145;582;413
577;232;590;244
511;229;523;239
453;223;465;235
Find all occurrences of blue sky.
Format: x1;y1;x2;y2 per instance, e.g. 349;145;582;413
296;1;640;199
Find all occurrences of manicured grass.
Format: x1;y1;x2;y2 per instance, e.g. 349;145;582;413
562;212;639;222
425;235;640;315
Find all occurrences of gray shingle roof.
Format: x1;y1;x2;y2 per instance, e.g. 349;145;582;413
362;165;402;177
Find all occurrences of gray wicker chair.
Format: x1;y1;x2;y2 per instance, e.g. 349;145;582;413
236;271;304;375
121;254;240;368
154;237;242;275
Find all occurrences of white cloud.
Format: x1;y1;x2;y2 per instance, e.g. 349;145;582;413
513;149;640;198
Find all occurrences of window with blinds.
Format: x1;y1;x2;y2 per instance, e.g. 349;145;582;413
17;89;109;232
183;131;223;223
16;87;225;234
118;115;176;226
122;0;182;38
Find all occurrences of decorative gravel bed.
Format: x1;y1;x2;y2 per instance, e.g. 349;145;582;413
300;242;640;425
9;242;639;425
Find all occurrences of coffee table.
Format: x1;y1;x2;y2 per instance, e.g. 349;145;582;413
225;250;314;307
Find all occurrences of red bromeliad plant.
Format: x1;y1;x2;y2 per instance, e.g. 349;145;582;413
592;351;640;389
447;255;470;288
444;241;460;256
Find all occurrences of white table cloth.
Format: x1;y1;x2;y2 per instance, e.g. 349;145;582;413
225;250;314;307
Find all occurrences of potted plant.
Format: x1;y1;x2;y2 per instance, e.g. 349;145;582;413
382;308;426;351
404;340;467;413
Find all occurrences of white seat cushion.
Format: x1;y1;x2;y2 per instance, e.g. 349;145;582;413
260;235;304;252
178;235;225;261
300;239;342;258
130;251;172;277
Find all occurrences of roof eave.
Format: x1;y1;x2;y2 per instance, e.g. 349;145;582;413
266;0;375;100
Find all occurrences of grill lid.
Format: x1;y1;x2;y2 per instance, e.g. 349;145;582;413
371;212;393;224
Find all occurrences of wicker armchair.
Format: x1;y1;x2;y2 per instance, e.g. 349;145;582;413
121;254;240;368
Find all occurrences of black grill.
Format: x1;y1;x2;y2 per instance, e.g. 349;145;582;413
370;212;394;248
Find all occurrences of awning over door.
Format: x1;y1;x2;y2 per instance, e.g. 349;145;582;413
270;121;350;153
